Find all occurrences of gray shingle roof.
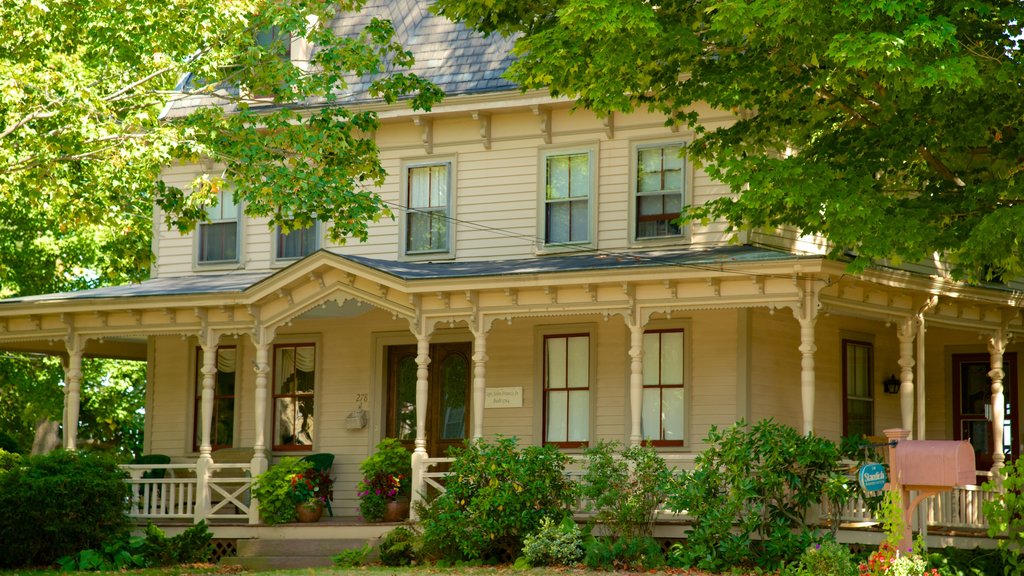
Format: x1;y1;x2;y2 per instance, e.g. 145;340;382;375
163;0;518;118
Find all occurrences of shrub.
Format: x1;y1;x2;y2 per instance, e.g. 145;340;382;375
583;534;664;571
250;457;310;525
793;540;858;576
925;546;1004;576
378;525;419;567
56;537;148;571
419;436;576;562
0;448;21;471
0;431;21;454
521;516;583;567
665;419;848;572
142;522;213;565
580;441;670;540
0;449;131;568
983;457;1024;575
332;543;372;568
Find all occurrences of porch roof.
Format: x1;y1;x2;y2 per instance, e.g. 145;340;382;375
0;245;804;306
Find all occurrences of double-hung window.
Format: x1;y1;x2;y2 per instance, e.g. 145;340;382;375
273;343;316;450
635;143;685;240
640;329;685;445
192;346;237;451
543;334;590;447
276;222;317;260
406;163;451;255
198;190;239;263
543;150;593;245
842;339;874;437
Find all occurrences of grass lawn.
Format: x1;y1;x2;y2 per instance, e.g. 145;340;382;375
2;564;735;576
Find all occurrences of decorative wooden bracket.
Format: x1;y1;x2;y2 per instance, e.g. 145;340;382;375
532;105;551;144
412;116;433;154
471;111;491;150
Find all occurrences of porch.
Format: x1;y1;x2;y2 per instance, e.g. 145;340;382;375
120;451;1004;550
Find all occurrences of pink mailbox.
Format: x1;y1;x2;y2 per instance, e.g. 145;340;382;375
883;429;977;552
891;440;975;488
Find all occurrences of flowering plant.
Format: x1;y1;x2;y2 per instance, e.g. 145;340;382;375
356;438;412;521
858;542;939;576
288;467;333;505
358;472;406;500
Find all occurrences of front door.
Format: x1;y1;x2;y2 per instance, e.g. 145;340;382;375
952;353;1018;474
386;342;471;456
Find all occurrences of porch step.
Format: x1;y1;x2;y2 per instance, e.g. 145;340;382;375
224;538;378;570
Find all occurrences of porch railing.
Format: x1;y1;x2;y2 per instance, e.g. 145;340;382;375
121;461;255;524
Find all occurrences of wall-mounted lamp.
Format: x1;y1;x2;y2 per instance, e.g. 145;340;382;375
883;374;901;395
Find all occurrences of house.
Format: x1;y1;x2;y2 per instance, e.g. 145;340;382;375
0;0;1015;548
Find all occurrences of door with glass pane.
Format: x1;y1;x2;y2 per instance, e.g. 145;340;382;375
952;353;1018;475
386;342;471;456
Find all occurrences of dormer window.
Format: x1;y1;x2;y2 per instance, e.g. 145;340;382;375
198;190;239;264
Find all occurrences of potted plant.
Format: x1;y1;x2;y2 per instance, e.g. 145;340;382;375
289;466;333;523
357;438;412;522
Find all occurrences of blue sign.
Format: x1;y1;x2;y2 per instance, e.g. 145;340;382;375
858;463;887;492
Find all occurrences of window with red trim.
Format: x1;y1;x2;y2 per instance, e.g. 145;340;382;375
192;346;237;451
273;343;316;450
543;334;590;447
640;329;685;446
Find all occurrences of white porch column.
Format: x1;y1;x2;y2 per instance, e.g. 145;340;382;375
62;335;84;450
988;329;1007;481
470;319;489;440
195;329;219;520
793;280;820;435
628;321;645;446
251;336;272;475
897;318;916;437
409;326;432;519
915;315;927;439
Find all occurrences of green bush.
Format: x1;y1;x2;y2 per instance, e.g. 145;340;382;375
332;543;372;568
57;537;148;571
521;516;583;567
580;441;670;540
0;448;21;471
926;546;1005;576
665;419;847;572
0;431;21;454
419;436;577;562
250;457;309;525
142;522;213;565
583;534;664;571
789;540;858;576
0;449;131;568
983;457;1024;575
378;526;419;567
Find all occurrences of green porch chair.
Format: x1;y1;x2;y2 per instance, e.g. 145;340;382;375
301;452;335;516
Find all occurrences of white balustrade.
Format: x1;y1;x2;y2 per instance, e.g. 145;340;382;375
121;461;255;523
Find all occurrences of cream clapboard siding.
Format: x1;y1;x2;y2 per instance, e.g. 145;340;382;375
152;102;738;277
687;310;740;451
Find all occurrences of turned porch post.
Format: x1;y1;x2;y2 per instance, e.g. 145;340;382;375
793;279;820;435
897;318;916;438
195;328;219;520
988;329;1007;482
409;322;432;519
628;320;645;446
62;335;85;450
470;316;490;440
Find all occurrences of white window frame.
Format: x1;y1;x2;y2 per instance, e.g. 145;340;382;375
534;323;596;449
194;188;243;269
273;220;320;264
400;158;456;260
538;144;598;252
271;335;321;453
629;139;690;245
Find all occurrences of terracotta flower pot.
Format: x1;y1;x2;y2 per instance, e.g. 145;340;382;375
296;500;324;523
383;500;410;522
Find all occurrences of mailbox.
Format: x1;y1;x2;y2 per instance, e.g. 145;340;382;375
891;439;975;488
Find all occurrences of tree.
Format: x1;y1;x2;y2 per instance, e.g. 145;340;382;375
435;0;1024;281
1;0;442;297
1;0;441;454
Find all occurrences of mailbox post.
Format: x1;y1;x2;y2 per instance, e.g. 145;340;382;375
883;428;975;552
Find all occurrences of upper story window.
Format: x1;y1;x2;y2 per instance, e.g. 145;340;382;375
276;222;318;260
641;329;685;445
543;149;594;246
198;190;239;264
273;343;316;450
842;339;874;437
543;333;590;448
635;143;685;240
405;162;452;256
192;346;237;452
256;26;291;60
